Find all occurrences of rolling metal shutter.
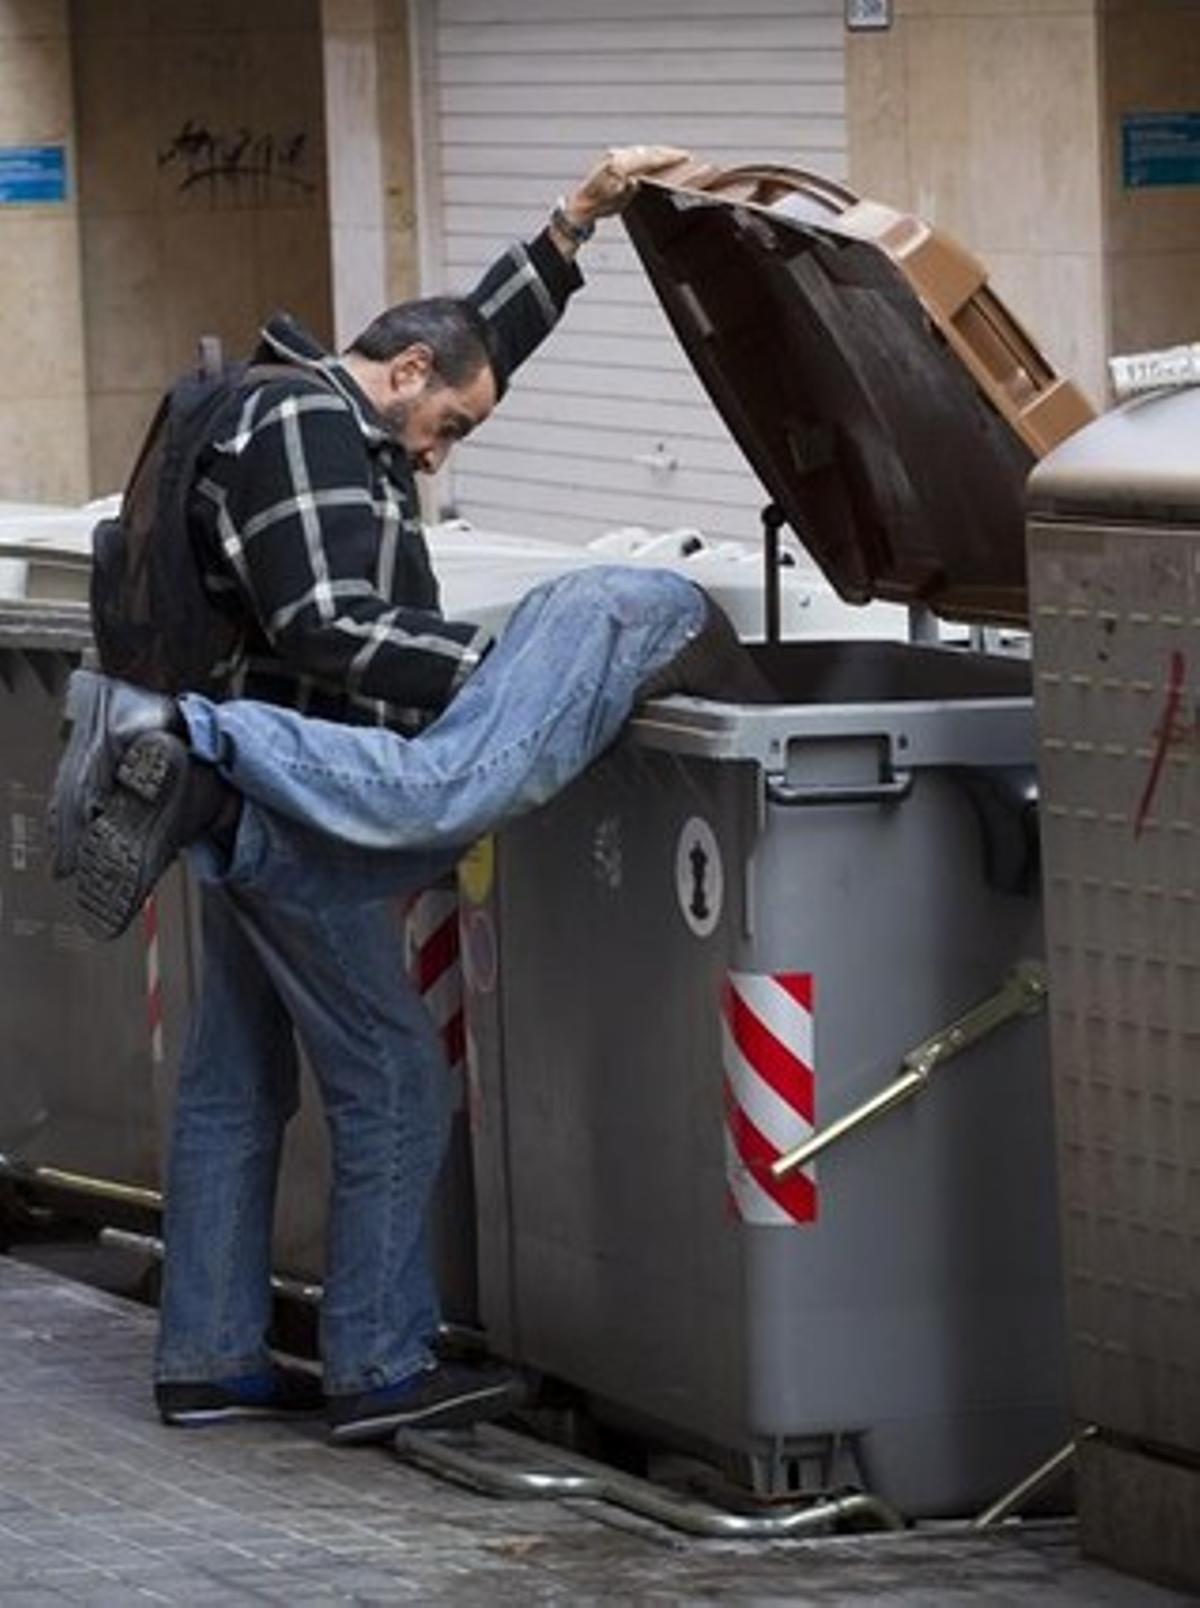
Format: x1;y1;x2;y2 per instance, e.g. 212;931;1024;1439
415;0;846;547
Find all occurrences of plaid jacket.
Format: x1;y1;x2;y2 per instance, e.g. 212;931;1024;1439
189;230;582;732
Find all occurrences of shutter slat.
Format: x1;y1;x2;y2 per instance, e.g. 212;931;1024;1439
453;477;763;540
438;21;842;55
466;416;750;479
441;49;843;87
442;0;834;21
440;83;845;117
451;501;755;548
441;115;845;150
498;389;742;445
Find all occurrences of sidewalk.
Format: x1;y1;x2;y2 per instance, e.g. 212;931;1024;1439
0;1255;1186;1607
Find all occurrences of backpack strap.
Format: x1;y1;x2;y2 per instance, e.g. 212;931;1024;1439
196;334;224;380
242;359;340;393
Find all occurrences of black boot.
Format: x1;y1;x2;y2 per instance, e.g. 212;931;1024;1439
636;595;774;704
49;668;183;878
75;732;238;941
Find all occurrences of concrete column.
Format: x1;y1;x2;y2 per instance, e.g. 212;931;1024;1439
0;0;89;501
321;0;419;350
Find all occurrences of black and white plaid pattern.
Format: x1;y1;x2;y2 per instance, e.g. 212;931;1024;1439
189;230;583;732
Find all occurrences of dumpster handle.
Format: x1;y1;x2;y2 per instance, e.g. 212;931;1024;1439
766;771;913;807
771;960;1048;1178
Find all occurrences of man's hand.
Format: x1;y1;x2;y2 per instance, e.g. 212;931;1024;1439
561;145;692;232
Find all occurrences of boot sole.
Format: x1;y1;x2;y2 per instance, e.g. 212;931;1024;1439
328;1380;519;1444
160;1403;313;1427
48;670;110;879
75;738;182;940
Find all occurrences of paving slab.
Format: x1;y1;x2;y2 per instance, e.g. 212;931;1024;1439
0;1255;1190;1606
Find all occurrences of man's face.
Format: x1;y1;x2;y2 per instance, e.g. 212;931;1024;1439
382;348;497;475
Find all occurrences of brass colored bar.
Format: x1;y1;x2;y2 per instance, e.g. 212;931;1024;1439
97;1227;325;1307
0;1155;162;1212
772;961;1048;1179
772;1069;927;1177
972;1426;1096;1529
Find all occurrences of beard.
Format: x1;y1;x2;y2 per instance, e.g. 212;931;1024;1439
379;398;409;441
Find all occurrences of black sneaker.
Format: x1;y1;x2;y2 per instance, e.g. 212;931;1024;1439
636;594;773;705
75;731;231;940
156;1366;325;1426
327;1361;523;1445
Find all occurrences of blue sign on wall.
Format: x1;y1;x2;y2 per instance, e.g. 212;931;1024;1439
1122;112;1200;188
0;144;68;204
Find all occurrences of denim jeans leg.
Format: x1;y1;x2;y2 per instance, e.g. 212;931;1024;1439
157;883;300;1382
215;885;452;1394
179;565;708;906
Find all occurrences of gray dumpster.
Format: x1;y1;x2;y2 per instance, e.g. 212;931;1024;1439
0;602;193;1198
461;168;1083;1519
1028;387;1200;1594
0;591;477;1327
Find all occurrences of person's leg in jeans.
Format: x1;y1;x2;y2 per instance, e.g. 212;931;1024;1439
219;884;453;1399
158;867;473;1428
157;883;302;1390
182;566;714;903
219;868;515;1441
75;565;767;923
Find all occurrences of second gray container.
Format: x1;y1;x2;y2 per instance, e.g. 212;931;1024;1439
467;640;1067;1517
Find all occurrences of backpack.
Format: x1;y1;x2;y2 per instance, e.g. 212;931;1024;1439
89;339;319;694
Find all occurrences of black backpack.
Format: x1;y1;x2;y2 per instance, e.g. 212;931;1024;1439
90;340;316;694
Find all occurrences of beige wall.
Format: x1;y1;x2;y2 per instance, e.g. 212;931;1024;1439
8;4;1198;507
1100;0;1200;357
0;0;423;506
71;0;334;495
847;0;1109;406
0;0;89;502
377;3;420;306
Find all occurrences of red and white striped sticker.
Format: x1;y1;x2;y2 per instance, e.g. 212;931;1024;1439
721;970;817;1225
142;895;164;1069
404;880;466;1094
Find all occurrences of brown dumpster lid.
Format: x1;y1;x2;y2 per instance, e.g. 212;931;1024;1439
623;164;1095;626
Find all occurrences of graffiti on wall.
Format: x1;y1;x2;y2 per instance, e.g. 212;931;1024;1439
158;120;317;204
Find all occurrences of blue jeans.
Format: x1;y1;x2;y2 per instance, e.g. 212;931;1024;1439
157;883;448;1394
160;567;706;1391
181;566;708;904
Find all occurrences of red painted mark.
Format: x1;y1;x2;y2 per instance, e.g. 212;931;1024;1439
1134;650;1187;838
142;896;164;1066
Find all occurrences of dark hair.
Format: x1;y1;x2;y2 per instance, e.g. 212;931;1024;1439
347;296;505;395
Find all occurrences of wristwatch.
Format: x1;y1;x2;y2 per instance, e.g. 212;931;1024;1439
550;197;596;245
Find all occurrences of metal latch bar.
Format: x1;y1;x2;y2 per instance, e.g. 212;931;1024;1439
771;960;1048;1179
971;1426;1096;1530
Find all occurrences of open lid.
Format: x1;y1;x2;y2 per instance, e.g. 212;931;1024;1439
623;166;1094;626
